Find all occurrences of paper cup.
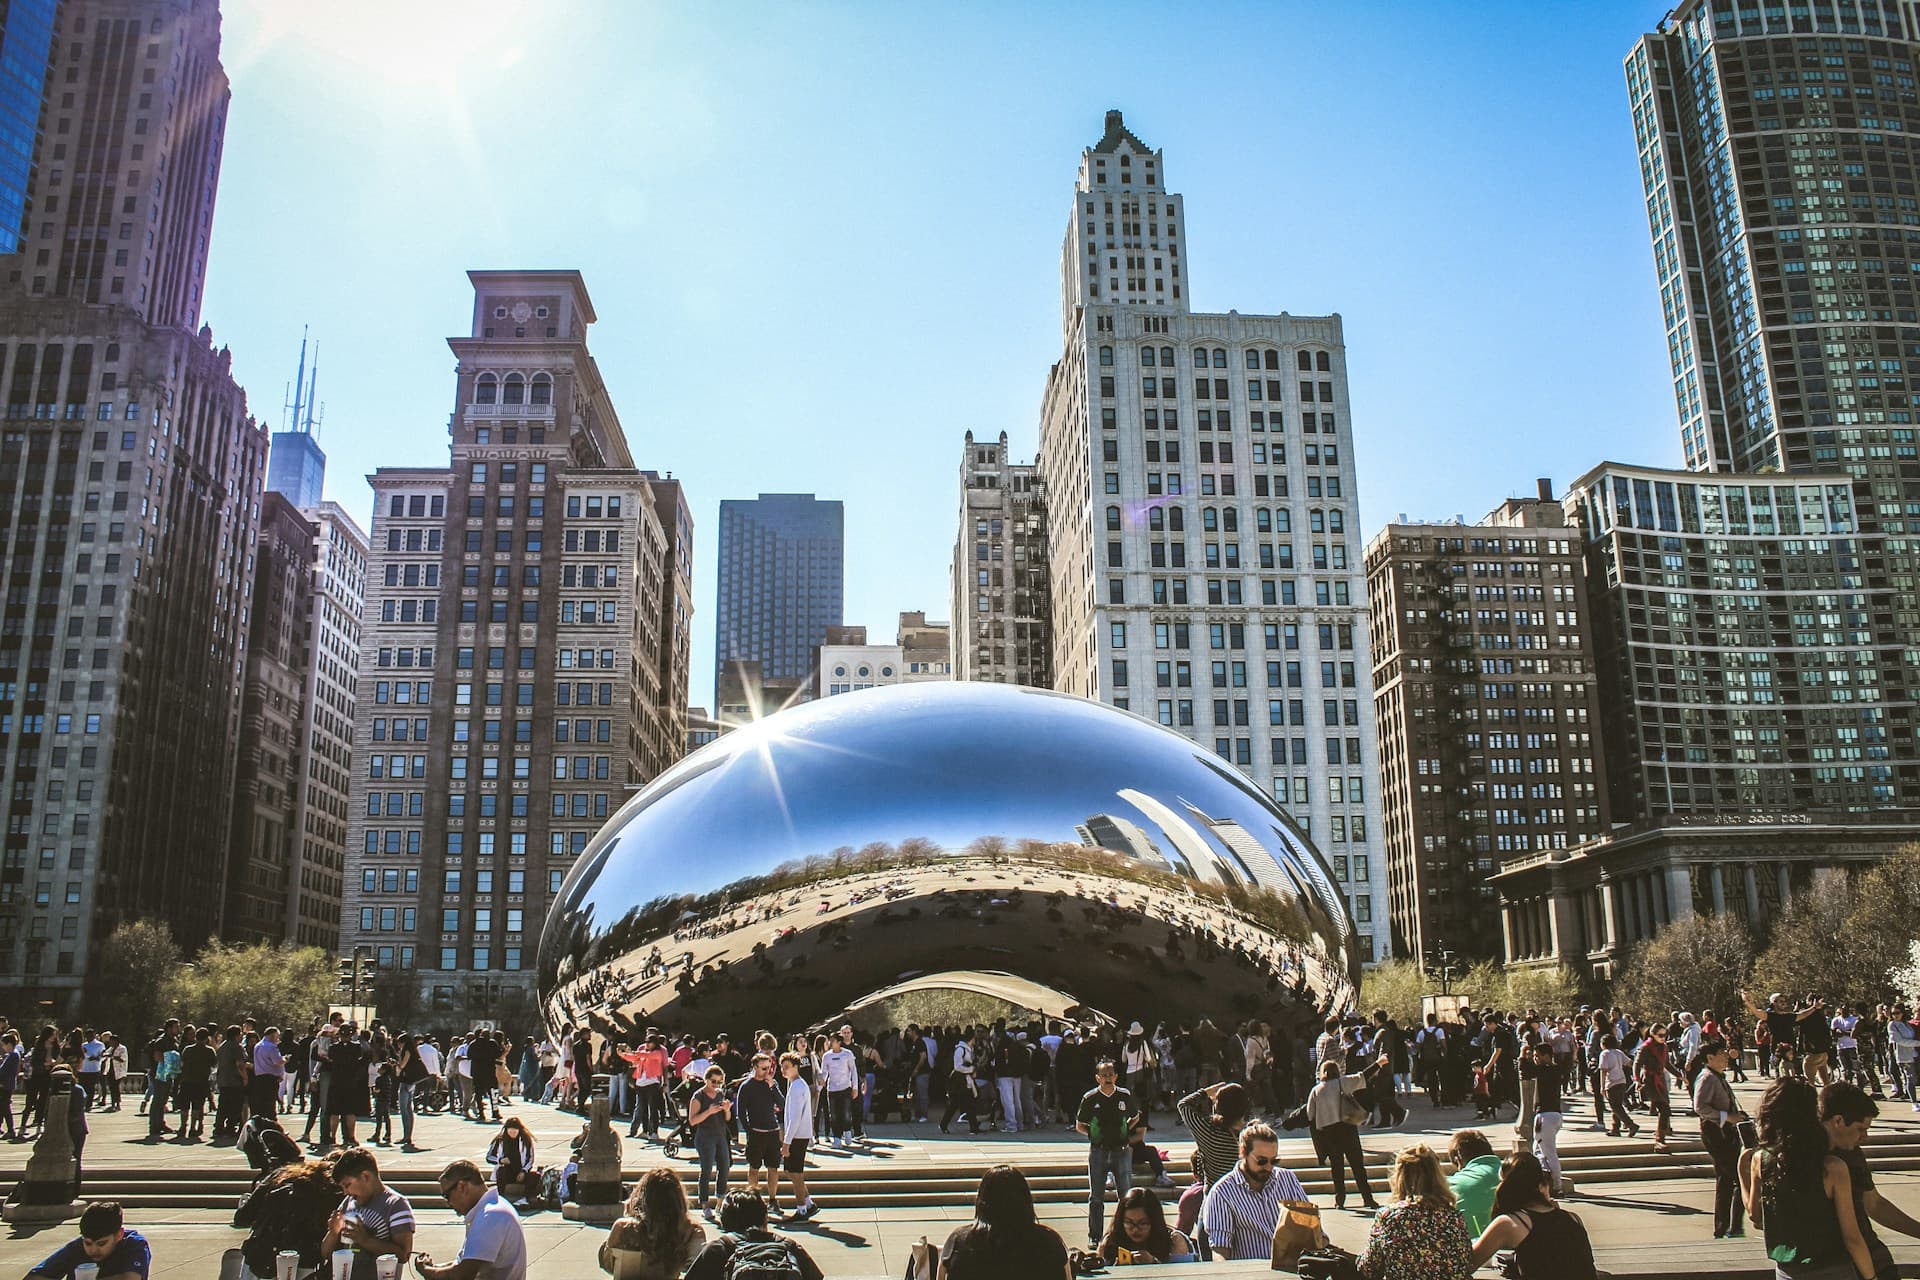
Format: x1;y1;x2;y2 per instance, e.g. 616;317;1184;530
72;1266;98;1280
276;1250;301;1280
331;1248;355;1280
374;1258;400;1280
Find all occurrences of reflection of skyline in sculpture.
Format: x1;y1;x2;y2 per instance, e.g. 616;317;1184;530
536;683;1361;1040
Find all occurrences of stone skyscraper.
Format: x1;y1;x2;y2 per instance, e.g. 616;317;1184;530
713;493;843;707
952;431;1052;687
342;271;693;1020
0;0;264;1014
1035;111;1386;958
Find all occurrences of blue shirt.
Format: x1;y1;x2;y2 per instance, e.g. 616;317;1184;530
32;1228;151;1278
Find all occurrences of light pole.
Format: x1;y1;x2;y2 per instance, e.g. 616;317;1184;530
1427;941;1460;998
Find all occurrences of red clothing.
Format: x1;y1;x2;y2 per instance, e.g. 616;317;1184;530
623;1046;666;1085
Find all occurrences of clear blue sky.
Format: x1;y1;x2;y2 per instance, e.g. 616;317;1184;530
208;1;1679;703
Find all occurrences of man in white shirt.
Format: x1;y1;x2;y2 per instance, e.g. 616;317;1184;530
418;1159;527;1280
818;1035;859;1148
450;1038;471;1116
777;1053;817;1221
78;1031;104;1111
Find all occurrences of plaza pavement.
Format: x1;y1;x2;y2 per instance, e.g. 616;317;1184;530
0;1073;1916;1276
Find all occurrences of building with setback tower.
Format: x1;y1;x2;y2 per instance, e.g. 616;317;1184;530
0;0;264;1014
1035;111;1386;959
952;431;1051;686
342;271;692;1021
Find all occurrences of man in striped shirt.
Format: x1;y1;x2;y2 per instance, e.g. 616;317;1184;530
1201;1123;1309;1262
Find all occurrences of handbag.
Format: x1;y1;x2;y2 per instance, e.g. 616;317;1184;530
1296;1245;1362;1280
902;1235;937;1280
1338;1086;1369;1127
1271;1199;1325;1270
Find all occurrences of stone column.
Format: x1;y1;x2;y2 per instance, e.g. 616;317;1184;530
1664;863;1693;926
561;1095;625;1221
2;1083;79;1221
1709;864;1726;915
1599;878;1620;951
1548;890;1583;965
1744;864;1761;922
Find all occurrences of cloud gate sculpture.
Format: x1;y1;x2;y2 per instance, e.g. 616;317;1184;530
537;683;1361;1041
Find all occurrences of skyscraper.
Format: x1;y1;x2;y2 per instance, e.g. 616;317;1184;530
0;0;57;255
713;493;843;706
1629;2;1920;651
1365;484;1609;963
266;330;326;507
341;270;694;1021
952;430;1052;686
1035;111;1386;958
0;0;263;1015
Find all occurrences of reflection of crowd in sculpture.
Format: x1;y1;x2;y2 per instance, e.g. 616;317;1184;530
544;853;1355;1040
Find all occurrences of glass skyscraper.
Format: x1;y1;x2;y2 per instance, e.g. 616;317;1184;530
714;493;844;705
0;0;57;254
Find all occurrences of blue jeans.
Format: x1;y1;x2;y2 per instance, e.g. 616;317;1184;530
398;1082;416;1145
608;1073;631;1119
695;1125;731;1208
1088;1145;1132;1245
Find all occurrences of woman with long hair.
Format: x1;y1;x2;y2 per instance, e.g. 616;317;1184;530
1469;1152;1595;1279
939;1164;1071;1280
599;1166;705;1278
1175;1080;1249;1190
486;1115;542;1208
1356;1143;1472;1280
1098;1186;1195;1266
231;1154;341;1279
1738;1077;1875;1279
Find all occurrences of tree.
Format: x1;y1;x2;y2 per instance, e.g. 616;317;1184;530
165;941;336;1030
1838;844;1920;1004
1357;959;1425;1027
1613;912;1754;1022
1503;965;1584;1016
90;920;182;1036
1750;874;1862;1007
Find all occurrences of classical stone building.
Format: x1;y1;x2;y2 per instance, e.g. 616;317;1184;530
0;0;265;1014
816;612;952;697
341;270;693;1019
952;431;1051;686
1366;484;1608;962
1034;111;1385;957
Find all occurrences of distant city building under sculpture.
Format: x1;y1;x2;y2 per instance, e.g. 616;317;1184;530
538;682;1361;1039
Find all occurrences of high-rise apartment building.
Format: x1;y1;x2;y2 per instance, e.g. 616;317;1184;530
1035;111;1386;958
713;493;842;706
0;0;57;255
0;0;265;1015
342;270;693;1020
1494;462;1920;977
1366;484;1609;962
952;430;1052;686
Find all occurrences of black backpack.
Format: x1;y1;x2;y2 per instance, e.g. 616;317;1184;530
723;1234;803;1280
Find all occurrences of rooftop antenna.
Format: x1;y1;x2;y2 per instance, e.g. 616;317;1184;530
303;342;320;437
285;325;310;433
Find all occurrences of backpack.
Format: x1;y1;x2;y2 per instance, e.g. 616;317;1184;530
723;1233;803;1280
1418;1031;1442;1064
156;1049;181;1083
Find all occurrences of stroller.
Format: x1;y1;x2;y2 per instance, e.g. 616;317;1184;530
661;1076;702;1160
237;1115;302;1186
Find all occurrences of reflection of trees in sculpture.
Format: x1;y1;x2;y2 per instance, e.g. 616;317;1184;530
542;831;1352;1037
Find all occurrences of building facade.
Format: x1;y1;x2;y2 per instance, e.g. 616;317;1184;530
952;430;1052;686
1034;111;1386;958
0;0;57;255
0;0;265;1015
817;611;952;697
713;493;842;706
1365;485;1609;962
341;271;693;1021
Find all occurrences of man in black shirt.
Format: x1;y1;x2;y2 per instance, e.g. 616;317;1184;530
465;1032;501;1122
1742;989;1821;1079
735;1054;784;1202
1076;1058;1142;1249
1521;1042;1569;1195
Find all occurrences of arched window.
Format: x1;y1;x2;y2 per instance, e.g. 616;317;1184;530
529;374;552;406
1160;346;1173;366
1211;348;1227;368
1192;346;1208;367
1099;346;1114;366
475;374;497;405
502;374;525;405
1106;505;1122;531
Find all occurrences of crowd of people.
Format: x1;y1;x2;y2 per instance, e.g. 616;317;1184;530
7;986;1920;1277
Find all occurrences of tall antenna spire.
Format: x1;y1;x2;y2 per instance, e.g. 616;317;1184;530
303;343;320;436
286;325;310;434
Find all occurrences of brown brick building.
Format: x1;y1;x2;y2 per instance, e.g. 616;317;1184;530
1365;483;1609;961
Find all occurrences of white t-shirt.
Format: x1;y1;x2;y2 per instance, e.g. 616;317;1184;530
80;1039;104;1074
454;1044;471;1078
820;1047;858;1092
415;1042;442;1076
1599;1047;1629;1087
783;1076;815;1143
1835;1016;1859;1051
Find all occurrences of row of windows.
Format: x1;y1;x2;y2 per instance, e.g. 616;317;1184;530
471;374;552;407
1099;346;1334;373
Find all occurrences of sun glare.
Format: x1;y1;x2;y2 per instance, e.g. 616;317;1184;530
237;0;532;94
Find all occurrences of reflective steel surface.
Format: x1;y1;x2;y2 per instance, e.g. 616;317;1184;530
538;683;1361;1038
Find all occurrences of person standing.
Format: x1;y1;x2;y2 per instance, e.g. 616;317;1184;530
417;1160;528;1280
76;1030;103;1112
1076;1057;1141;1249
250;1027;285;1122
624;1034;668;1140
1522;1042;1569;1197
301;1025;334;1146
735;1054;784;1205
778;1052;818;1222
174;1028;217;1142
144;1020;179;1139
570;1027;596;1116
1200;1122;1308;1262
101;1033;126;1113
1692;1038;1748;1240
819;1032;859;1147
1737;1077;1874;1280
1176;1080;1250;1190
326;1026;368;1151
1307;1058;1380;1210
213;1024;250;1141
0;1032;19;1140
1634;1024;1674;1154
688;1066;732;1221
1597;1034;1639;1138
941;1030;982;1135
